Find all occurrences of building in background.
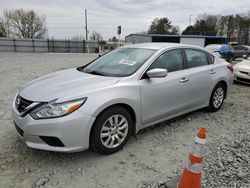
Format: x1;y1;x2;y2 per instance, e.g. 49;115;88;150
125;34;226;47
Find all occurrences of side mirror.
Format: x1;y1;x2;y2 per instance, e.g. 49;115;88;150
146;68;168;78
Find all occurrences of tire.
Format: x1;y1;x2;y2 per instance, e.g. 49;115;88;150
227;55;233;63
90;106;132;154
208;83;226;112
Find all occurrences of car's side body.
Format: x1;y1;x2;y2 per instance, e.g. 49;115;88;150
232;45;250;58
83;44;233;133
12;43;233;153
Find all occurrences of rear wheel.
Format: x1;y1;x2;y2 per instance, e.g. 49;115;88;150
208;83;226;112
91;106;132;154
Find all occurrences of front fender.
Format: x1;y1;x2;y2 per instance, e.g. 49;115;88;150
78;85;141;125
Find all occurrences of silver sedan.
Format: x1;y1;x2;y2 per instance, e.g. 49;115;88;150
12;43;233;154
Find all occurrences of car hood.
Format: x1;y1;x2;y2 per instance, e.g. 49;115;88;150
234;60;250;71
19;68;120;102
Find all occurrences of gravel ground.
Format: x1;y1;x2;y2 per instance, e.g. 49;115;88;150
0;52;249;188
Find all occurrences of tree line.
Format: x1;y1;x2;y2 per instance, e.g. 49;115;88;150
148;12;250;45
1;9;250;45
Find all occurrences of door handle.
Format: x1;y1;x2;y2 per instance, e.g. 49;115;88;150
180;78;189;83
210;70;216;74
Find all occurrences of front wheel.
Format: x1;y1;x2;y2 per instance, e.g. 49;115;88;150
208;83;226;112
91;106;132;154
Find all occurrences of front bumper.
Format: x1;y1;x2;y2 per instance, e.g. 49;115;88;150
11;102;95;152
234;70;250;84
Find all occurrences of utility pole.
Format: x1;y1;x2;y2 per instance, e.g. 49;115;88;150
85;9;88;41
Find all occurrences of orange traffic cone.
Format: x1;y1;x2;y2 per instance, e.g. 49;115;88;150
177;128;207;188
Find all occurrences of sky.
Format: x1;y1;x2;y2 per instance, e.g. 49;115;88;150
1;0;250;40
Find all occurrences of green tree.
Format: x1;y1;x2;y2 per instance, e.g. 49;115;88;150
182;15;218;35
1;9;47;38
182;13;250;44
148;17;179;34
182;26;195;35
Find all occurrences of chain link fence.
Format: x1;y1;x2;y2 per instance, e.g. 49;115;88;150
0;38;100;53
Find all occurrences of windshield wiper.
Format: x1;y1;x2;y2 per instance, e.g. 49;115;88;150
85;70;105;76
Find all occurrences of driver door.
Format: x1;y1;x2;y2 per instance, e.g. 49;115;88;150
139;49;190;125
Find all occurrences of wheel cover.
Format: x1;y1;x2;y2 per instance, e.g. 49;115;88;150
100;114;129;149
213;87;224;108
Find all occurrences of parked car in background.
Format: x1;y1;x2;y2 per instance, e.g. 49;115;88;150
232;45;250;58
242;45;250;50
12;43;233;154
205;44;250;62
205;44;224;57
233;55;250;84
205;44;233;62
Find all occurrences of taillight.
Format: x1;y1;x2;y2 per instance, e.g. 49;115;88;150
227;64;233;73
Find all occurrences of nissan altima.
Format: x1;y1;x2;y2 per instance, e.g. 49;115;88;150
12;43;233;154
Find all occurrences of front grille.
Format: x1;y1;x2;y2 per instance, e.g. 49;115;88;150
14;122;24;137
16;96;33;113
236;77;250;83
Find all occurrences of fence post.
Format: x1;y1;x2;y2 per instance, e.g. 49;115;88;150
76;41;78;53
68;39;70;53
13;38;16;52
83;40;85;53
52;39;54;52
32;39;35;52
47;39;49;52
65;39;67;53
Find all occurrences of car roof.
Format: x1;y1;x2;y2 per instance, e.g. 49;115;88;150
122;42;204;50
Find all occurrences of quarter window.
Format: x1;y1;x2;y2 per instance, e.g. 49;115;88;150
185;49;209;68
207;53;215;64
149;49;184;73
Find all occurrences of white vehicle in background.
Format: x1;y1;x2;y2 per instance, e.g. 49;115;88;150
233;56;250;84
205;44;223;57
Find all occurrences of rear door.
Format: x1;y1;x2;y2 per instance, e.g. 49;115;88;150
139;49;190;125
183;49;215;108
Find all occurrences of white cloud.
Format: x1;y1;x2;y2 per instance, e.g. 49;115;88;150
0;0;249;40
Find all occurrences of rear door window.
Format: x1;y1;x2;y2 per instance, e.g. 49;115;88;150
185;49;209;68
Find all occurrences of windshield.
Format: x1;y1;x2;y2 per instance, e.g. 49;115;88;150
82;48;156;77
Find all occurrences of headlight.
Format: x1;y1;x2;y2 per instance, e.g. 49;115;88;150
30;98;87;119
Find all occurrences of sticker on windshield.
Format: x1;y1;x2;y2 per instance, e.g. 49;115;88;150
119;59;136;66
